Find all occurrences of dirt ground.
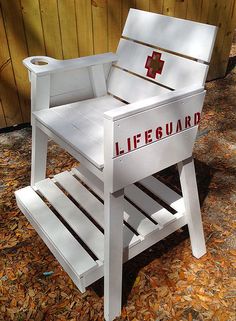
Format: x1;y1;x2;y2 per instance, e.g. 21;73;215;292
0;40;235;320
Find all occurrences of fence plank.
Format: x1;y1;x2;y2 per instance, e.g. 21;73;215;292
187;0;202;21
58;0;79;59
75;0;93;56
163;0;175;16
39;0;63;59
175;0;188;19
92;0;108;54
108;0;122;52
0;100;6;128
135;0;150;11
1;0;29;124
150;0;163;13
21;0;45;56
122;0;135;26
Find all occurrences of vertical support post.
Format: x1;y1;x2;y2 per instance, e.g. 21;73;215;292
89;64;107;97
178;157;206;258
104;188;124;321
30;73;50;186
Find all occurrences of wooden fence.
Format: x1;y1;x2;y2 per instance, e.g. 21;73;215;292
0;0;235;128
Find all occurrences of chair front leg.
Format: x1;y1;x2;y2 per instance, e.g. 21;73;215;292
104;188;124;321
31;120;48;187
178;157;206;258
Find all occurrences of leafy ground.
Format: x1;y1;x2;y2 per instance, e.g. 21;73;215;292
0;41;235;320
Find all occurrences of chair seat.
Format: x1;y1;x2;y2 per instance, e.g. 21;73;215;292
33;95;125;169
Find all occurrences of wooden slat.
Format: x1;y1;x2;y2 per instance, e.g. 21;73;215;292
116;39;208;89
108;67;170;103
125;184;176;227
135;0;149;11
122;0;135;27
175;0;187;19
163;0;175;16
15;187;97;278
200;0;210;23
39;0;63;59
72;167;157;237
108;0;122;52
150;0;163;13
75;0;93;56
1;0;30;123
186;0;202;22
21;0;46;56
57;0;79;59
0;100;6;128
140;176;185;212
122;8;217;62
92;0;108;54
54;171;140;249
35;178;105;261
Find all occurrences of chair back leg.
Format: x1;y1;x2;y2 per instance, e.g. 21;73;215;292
31;120;48;186
178;157;206;258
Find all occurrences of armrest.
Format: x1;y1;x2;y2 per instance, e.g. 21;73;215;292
23;52;118;76
104;85;205;121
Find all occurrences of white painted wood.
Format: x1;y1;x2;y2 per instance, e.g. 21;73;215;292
140;176;185;213
104;188;124;321
109;126;198;192
34;95;125;169
30;73;50;112
15;187;97;288
105;85;204;121
31;121;48;186
125;184;176;227
72;167;157;237
89;64;107;97
178;157;206;258
122;9;217;62
35;178;105;261
23;52;118;76
108;67;170;103
111;91;205;157
116;39;208;89
53;171;140;249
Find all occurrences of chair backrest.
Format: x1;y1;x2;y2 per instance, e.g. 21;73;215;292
108;9;217;103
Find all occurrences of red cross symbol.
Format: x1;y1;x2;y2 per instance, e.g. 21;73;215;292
145;51;165;79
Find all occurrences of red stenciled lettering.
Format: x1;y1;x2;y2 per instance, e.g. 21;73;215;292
176;119;182;133
127;137;131;152
145;129;153;144
194;112;201;125
115;142;124;156
156;126;163;140
185;115;191;128
133;133;141;149
166;122;173;135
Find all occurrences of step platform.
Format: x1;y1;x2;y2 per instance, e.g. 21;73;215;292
15;167;186;293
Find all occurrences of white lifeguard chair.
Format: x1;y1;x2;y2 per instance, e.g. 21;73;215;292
15;9;217;321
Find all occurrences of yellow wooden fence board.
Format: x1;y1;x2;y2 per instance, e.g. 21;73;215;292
150;0;163;13
39;0;63;59
108;0;122;52
175;0;187;19
122;0;135;26
58;0;79;59
163;0;175;16
21;0;46;56
187;0;202;22
200;0;210;23
75;0;94;57
1;0;30;124
92;0;108;54
135;0;149;11
0;99;6;128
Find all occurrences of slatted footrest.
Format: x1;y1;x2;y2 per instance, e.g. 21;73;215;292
15;169;187;292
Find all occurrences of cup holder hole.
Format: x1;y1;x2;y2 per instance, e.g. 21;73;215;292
31;59;48;66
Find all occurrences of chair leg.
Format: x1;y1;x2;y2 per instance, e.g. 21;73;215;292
177;157;206;258
104;188;124;321
31;122;48;186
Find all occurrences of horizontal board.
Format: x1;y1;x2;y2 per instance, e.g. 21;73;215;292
116;39;208;89
34;95;125;168
15;187;97;279
35;178;105;261
109;126;198;192
125;184;176;227
140;176;185;213
108;67;170;103
112;91;205;157
123;9;217;62
54;171;140;249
